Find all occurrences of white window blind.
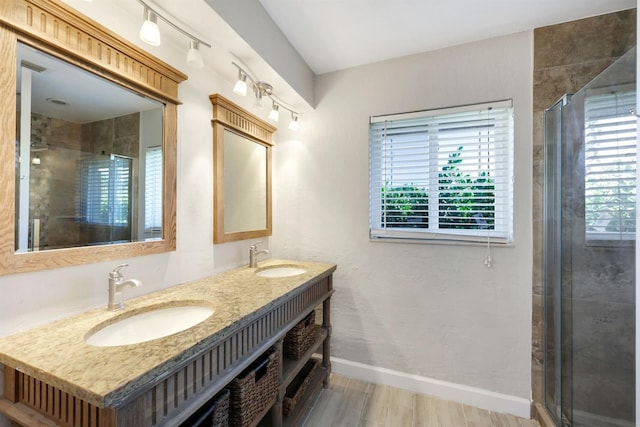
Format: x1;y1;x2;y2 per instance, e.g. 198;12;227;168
144;146;163;232
77;154;132;226
369;100;514;243
584;88;636;240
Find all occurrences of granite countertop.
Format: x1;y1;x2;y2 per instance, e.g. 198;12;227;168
0;259;336;408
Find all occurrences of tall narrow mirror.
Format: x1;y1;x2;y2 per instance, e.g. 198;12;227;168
211;94;275;244
15;43;164;252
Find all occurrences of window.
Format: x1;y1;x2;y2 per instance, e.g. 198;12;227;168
77;154;132;226
144;146;163;235
369;100;514;243
584;88;636;241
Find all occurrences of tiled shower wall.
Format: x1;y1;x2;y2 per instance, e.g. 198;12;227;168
27;112;139;249
531;7;636;414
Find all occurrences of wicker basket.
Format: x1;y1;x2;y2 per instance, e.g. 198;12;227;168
284;311;319;360
283;358;320;417
229;348;279;427
179;388;230;427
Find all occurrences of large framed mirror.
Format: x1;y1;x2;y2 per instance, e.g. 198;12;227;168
0;0;187;275
210;94;275;244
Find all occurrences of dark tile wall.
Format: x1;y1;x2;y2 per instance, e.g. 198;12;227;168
531;6;636;418
26;112;140;249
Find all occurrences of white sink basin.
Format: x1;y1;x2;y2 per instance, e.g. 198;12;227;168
256;266;307;278
85;304;215;347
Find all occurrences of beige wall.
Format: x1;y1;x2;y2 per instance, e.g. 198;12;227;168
274;30;534;401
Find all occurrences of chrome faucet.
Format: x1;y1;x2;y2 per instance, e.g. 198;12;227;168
108;264;142;311
249;241;269;268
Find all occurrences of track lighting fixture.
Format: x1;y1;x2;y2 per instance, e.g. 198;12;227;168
268;102;279;122
288;113;299;131
186;40;204;69
233;70;248;96
136;0;211;69
254;82;272;110
139;8;160;46
232;62;300;130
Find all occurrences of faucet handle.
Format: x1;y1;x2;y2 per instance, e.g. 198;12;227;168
109;263;128;279
250;241;263;250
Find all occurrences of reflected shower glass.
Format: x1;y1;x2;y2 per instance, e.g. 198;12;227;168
15;43;164;252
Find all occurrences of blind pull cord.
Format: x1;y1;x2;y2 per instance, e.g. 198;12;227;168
484;233;493;268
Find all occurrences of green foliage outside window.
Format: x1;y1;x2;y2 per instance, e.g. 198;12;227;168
381;146;495;230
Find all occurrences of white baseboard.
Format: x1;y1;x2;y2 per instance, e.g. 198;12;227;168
329;357;531;419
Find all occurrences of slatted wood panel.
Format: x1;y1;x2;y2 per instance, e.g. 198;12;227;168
210;94;276;146
15;371;100;427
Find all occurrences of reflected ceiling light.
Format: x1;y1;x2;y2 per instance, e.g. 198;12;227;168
288;113;299;131
139;8;161;46
31;155;41;165
233;71;248;96
268;102;279;122
186;40;204;69
136;0;211;68
232;62;301;130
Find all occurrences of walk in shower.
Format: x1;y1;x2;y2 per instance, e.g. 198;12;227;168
543;47;636;427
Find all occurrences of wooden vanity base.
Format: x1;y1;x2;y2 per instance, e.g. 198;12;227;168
1;274;334;427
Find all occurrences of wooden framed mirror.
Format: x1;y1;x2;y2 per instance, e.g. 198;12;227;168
210;94;275;244
0;0;187;275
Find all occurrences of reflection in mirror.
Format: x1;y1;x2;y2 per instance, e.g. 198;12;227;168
224;129;267;233
15;43;164;253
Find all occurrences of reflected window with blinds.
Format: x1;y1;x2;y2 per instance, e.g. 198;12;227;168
144;146;162;237
369;100;514;244
584;88;637;241
76;154;132;227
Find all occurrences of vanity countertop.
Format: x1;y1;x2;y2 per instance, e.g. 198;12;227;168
0;259;336;408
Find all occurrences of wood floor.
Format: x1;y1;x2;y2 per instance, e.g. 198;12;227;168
302;374;540;427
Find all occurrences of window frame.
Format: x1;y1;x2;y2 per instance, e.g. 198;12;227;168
369;99;514;244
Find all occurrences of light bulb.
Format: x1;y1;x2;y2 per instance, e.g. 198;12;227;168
233;72;248;96
289;114;299;131
268;103;279;122
254;87;264;109
186;40;204;69
139;9;161;46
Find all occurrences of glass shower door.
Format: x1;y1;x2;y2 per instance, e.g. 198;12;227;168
543;47;636;427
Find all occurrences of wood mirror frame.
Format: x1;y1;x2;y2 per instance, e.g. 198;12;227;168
0;0;187;275
210;94;275;244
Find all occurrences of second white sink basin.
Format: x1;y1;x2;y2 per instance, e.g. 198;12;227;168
85;304;215;347
256;266;307;278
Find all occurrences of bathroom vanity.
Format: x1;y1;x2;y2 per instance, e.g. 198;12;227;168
0;259;336;426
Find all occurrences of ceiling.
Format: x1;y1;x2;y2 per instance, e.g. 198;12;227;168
18;43;161;124
257;0;636;74
59;0;636;113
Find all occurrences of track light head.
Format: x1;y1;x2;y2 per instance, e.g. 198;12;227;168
186;40;204;69
268;102;279;122
139;8;161;46
289;113;299;131
233;71;248;96
254;82;273;109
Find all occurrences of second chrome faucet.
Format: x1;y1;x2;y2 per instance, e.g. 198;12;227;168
249;241;269;268
108;264;142;311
